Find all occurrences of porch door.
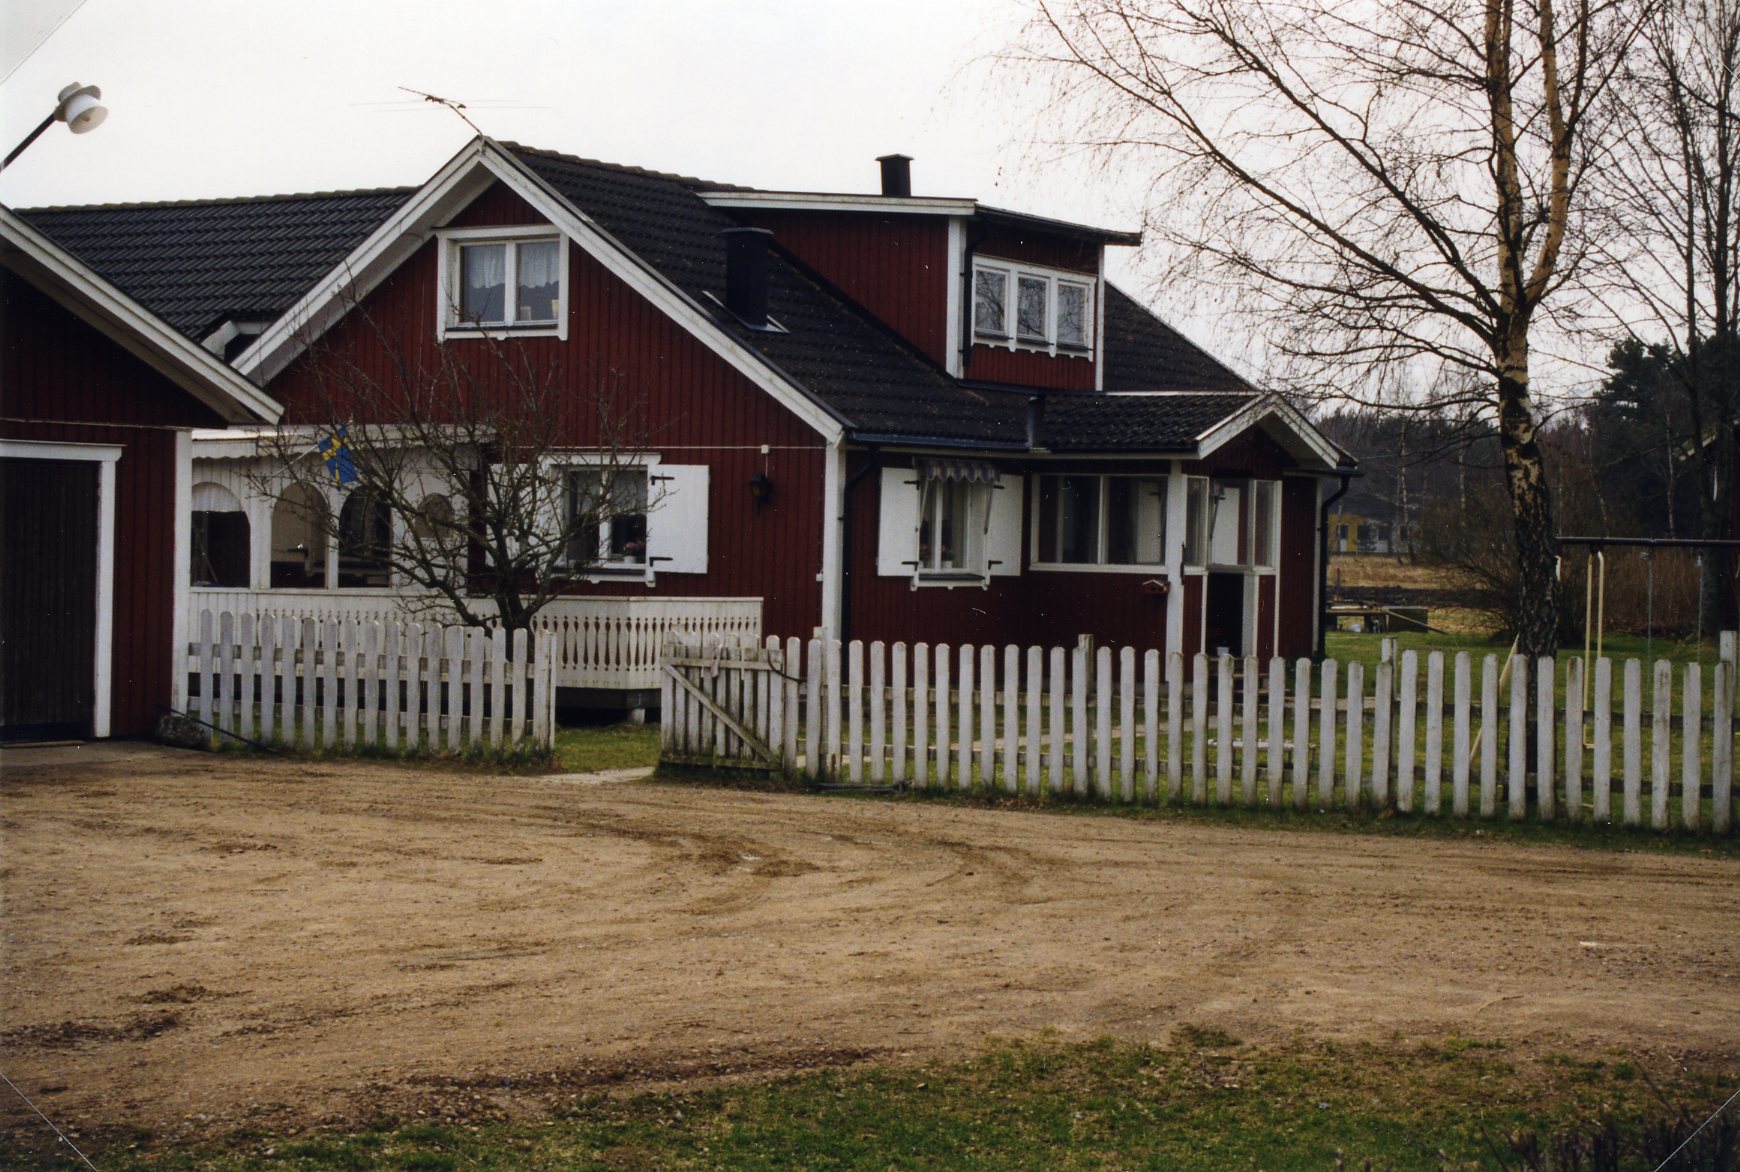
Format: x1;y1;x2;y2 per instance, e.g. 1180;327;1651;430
1204;571;1246;657
0;458;99;740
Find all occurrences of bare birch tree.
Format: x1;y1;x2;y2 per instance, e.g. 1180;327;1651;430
259;316;656;635
1019;0;1639;656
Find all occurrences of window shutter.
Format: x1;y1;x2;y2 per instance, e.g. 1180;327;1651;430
877;467;921;576
647;463;708;574
986;474;1023;577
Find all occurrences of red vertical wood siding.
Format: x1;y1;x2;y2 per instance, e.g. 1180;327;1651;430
965;225;1102;391
735;210;954;369
1277;477;1321;659
266;218;831;640
2;272;229;737
446;184;550;228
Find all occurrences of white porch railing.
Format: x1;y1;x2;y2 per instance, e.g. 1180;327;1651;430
189;588;761;692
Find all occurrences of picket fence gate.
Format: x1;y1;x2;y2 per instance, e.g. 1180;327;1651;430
186;609;556;754
660;636;1737;835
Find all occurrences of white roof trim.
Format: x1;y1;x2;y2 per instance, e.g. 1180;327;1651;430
1195;394;1343;470
235;137;845;443
0;207;282;424
698;191;977;216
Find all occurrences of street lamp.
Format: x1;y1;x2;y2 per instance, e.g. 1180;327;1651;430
2;82;107;172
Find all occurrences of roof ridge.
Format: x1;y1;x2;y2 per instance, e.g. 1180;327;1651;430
16;186;418;214
498;141;752;192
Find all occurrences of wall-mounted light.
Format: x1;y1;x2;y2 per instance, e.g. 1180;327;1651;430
748;473;774;505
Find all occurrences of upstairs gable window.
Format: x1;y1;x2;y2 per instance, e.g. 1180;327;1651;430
973;260;1094;357
438;228;568;339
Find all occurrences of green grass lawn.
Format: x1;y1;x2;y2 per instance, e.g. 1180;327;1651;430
552;721;660;773
15;1034;1732;1170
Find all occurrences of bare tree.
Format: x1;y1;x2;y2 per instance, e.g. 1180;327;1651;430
1586;0;1739;622
1018;0;1640;656
259;313;657;635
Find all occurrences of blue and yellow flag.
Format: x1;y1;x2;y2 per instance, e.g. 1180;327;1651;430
316;426;358;487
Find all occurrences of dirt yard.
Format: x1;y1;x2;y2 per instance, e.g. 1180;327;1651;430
3;743;1737;1147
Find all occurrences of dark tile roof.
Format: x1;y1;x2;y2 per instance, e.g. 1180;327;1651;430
507;145;1028;445
18;188;415;341
16;143;1275;452
1101;284;1256;394
1040;392;1258;451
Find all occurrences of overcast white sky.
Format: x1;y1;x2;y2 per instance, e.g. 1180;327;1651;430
0;0;1248;369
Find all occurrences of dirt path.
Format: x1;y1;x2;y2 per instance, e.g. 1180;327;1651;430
3;743;1736;1145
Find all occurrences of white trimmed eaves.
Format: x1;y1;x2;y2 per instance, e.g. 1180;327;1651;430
0;207;282;424
480;146;845;442
699;191;976;216
1195;393;1343;471
235;137;498;384
235;136;845;444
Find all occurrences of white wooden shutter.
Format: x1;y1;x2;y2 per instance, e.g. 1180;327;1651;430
985;474;1023;577
877;467;921;576
647;463;708;574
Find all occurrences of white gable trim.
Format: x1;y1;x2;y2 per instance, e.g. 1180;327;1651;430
0;209;281;425
1195;394;1342;470
236;137;845;444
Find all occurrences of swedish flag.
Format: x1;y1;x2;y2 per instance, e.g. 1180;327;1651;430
316;426;358;487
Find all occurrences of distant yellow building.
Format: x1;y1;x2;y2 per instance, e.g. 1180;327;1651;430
1329;511;1394;554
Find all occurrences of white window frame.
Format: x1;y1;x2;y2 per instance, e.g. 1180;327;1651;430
971;258;1095;358
436;225;570;341
1029;473;1169;574
1181;475;1281;573
566;463;654;578
916;479;991;582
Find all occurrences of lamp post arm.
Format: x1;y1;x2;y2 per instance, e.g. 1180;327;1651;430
1;111;58;173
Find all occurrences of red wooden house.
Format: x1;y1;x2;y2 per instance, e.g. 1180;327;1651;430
1;208;280;740
20;137;1351;713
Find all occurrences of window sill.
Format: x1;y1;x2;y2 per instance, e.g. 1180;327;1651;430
971;337;1094;361
1029;562;1170;575
912;571;989;588
440;323;564;341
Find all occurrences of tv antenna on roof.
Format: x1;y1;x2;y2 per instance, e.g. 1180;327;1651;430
397;87;482;135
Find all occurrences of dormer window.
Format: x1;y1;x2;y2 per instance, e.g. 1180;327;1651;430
972;259;1093;357
437;227;569;340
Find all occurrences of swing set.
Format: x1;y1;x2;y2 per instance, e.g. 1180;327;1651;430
1558;534;1740;703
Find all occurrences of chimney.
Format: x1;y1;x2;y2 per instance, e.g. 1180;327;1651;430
876;153;913;198
719;227;774;328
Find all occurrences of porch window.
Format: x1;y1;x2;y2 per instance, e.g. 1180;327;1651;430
337;490;392;588
1183;476;1209;567
1252;480;1279;568
1038;474;1165;567
190;482;250;588
568;468;649;571
270;484;328;588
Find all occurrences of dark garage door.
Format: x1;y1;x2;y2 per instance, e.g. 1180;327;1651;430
1;457;98;740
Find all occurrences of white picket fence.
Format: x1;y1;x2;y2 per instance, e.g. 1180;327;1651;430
190;589;761;691
661;637;1736;835
185;609;556;754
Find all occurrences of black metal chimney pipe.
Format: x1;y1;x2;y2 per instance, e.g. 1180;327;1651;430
876;153;912;197
719;227;773;328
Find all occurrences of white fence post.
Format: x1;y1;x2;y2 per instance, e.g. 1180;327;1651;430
911;641;929;789
1451;652;1470;817
1480;654;1499;819
1006;644;1023;796
958;644;976;792
1192;653;1210;805
1652;659;1672;831
1397;650;1417;814
1317;658;1337;809
1242;656;1260;809
1535;656;1555;819
1713;659;1733;834
1509;654;1528;820
1682;663;1701;832
1216;654;1235;805
1423;651;1443;816
1118;647;1136;802
1344;661;1364;811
